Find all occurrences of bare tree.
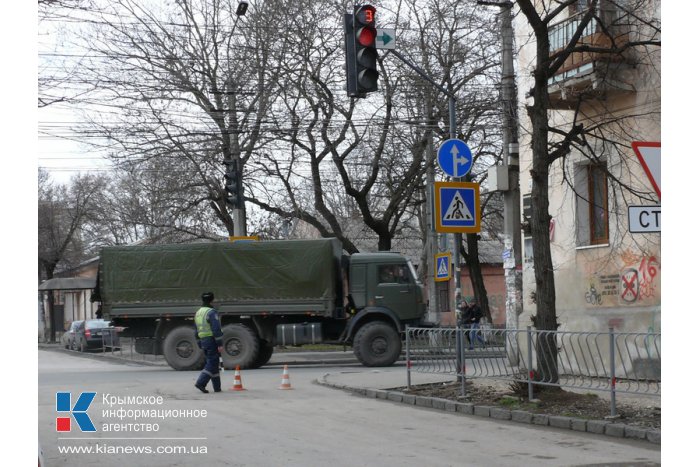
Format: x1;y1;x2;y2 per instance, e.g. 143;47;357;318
54;0;288;236
38;169;104;341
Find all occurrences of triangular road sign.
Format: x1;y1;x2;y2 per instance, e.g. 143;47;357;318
437;258;449;276
631;141;660;199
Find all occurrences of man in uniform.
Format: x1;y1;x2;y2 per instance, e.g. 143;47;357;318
194;292;224;393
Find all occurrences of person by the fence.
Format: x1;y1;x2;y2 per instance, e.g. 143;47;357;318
466;298;484;350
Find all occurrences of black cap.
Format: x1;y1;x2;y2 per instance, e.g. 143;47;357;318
201;292;214;304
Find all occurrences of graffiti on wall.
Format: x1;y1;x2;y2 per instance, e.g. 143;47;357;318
620;253;659;304
584;250;660;307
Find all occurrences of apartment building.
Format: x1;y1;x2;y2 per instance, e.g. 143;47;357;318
514;0;661;334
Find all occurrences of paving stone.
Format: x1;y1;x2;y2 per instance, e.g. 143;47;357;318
490;408;511;421
624;425;648;441
511;410;533;424
586;420;610;434
431;398;446;410
647;429;661;445
474;405;491;417
402;394;416;405
571;419;587;432
532;414;549;426
455;403;474;415
549;416;572;429
605;423;626;437
416;396;432;408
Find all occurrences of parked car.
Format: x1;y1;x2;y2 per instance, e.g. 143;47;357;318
62;320;83;349
66;319;120;352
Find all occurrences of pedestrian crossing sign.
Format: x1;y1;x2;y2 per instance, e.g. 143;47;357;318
434;181;481;233
435;253;451;282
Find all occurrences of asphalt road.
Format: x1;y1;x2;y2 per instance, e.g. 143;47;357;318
38;349;661;466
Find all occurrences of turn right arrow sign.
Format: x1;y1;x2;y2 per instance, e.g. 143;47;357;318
375;28;396;49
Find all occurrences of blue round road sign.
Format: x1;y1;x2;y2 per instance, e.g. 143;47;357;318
437;139;472;178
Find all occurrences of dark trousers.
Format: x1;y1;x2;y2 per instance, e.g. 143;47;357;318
196;337;221;391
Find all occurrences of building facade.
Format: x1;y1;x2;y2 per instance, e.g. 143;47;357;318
514;0;661;334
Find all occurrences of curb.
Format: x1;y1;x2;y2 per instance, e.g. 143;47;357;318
316;374;660;446
39;344;361;368
39;344;166;367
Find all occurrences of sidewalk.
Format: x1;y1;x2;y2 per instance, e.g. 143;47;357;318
317;368;660;446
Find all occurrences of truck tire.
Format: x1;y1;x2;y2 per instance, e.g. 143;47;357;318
221;324;260;370
163;326;205;371
250;340;274;369
353;321;401;367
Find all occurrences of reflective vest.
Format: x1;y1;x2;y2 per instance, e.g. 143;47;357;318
195;307;214;338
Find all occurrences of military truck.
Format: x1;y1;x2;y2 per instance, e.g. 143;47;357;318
93;238;426;370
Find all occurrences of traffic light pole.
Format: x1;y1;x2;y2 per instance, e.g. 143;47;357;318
388;49;461;318
223;156;247;236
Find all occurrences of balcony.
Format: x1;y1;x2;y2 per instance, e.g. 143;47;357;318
547;6;635;109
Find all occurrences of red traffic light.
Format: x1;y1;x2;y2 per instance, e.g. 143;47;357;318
356;27;376;47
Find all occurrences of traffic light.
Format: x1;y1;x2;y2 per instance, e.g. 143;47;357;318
223;158;242;208
344;4;378;97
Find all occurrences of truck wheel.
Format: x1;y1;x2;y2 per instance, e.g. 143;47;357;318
163;326;205;371
353;322;401;367
250;340;274;369
221;324;260;370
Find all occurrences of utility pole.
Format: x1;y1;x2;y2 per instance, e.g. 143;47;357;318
229;2;249;237
499;2;522;331
501;2;522;364
424;98;439;323
482;1;522;359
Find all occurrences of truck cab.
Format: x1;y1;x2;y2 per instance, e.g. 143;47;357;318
344;253;426;366
348;253;425;321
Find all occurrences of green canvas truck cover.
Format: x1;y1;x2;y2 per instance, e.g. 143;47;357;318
97;238;342;315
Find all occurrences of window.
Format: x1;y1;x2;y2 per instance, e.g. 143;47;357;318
522;193;534;262
575;163;609;246
522;193;532;239
378;264;411;284
570;0;592;14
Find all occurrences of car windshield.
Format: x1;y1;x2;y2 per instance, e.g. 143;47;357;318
86;320;110;329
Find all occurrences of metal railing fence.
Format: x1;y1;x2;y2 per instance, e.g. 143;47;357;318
406;326;660;416
98;332;166;364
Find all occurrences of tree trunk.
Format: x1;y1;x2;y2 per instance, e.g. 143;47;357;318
527;30;560;384
377;234;392;252
462;234;492;323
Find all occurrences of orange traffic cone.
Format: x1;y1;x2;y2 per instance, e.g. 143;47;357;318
278;364;293;390
230;365;246;391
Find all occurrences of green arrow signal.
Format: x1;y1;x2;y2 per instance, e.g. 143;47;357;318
379;32;393;45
